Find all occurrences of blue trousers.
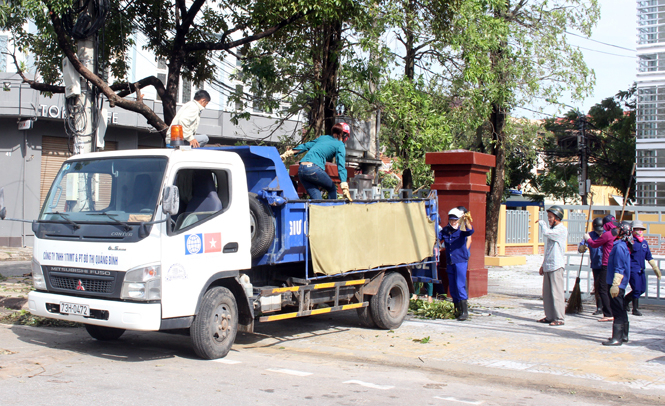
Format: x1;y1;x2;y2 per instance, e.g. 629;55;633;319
447;262;468;303
298;163;336;200
627;269;646;298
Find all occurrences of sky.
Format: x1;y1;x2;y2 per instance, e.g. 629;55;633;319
517;0;637;119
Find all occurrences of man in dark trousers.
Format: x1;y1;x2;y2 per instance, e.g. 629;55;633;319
584;215;619;322
579;217;609;316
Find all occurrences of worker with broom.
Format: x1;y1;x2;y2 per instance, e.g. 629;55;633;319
625;220;662;316
579;217;611;316
603;222;633;346
584;215;620;322
536;206;568;326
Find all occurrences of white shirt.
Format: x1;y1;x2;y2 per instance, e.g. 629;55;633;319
539;220;568;272
165;100;205;143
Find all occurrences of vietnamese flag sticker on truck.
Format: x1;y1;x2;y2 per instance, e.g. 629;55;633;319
204;233;222;253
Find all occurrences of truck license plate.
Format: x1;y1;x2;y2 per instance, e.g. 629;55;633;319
60;302;90;317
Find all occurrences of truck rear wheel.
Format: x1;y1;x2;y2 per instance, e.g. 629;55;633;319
84;324;125;341
249;192;275;259
370;272;409;330
191;286;238;359
357;305;377;328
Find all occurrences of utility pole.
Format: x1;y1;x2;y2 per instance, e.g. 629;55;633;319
577;113;588;205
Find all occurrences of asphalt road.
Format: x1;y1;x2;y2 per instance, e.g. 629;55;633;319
0;261;31;277
0;322;639;406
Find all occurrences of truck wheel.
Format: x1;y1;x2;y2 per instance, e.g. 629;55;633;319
370;272;409;330
84;324;125;341
249;192;275;259
357;305;377;328
190;286;238;359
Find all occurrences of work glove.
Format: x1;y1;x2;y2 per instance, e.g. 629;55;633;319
648;259;662;280
280;149;295;160
609;273;623;298
340;182;353;201
459;212;472;231
578;244;587;254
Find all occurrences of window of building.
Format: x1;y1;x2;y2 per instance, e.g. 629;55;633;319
181;79;192;103
0;36;7;72
636;181;665;206
235;85;243;111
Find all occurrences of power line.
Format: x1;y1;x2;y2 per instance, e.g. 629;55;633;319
572;44;635;59
566;31;636;52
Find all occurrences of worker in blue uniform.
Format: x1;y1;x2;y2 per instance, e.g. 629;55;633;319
578;217;607;316
625;220;662;316
603;222;632;346
439;208;474;321
280;123;352;200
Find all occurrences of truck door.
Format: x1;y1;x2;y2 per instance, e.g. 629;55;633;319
160;166;247;319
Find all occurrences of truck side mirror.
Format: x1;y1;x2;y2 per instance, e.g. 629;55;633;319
162;185;180;216
0;188;6;220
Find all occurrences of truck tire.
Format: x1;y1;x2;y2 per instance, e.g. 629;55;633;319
357;305;377;328
370;272;409;330
84;324;125;341
190;286;238;359
249;192;275;259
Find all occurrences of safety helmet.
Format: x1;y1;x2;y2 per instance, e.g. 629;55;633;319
340;123;351;143
448;208;464;220
602;215;616;226
592;217;603;234
546;205;564;221
631;220;646;230
619;222;632;241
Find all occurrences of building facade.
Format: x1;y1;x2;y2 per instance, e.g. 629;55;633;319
636;0;665;205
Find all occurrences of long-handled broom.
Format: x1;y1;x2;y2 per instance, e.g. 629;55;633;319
566;194;593;314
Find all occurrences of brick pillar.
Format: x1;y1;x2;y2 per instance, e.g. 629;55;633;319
426;151;496;298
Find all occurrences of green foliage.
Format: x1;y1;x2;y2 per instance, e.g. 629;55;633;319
0;309;81;327
409;298;456;320
379;77;455;189
539;86;636;201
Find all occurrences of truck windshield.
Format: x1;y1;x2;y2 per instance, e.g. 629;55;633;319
39;157;168;223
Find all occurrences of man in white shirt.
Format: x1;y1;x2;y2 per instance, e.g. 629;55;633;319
537;205;568;326
165;90;211;148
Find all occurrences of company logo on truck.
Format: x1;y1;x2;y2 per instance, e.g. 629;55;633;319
185;233;222;255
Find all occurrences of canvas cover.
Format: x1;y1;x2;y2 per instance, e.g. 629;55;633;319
309;201;436;275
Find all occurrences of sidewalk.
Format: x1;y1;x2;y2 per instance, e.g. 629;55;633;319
0;246;32;261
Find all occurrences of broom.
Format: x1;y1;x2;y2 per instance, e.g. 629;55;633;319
565;194;593;314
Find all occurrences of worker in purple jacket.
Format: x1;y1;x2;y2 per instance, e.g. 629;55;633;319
584;215;619;322
579;217;607;316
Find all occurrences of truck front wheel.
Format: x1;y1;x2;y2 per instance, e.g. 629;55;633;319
370;272;409;330
84;324;125;341
191;286;238;359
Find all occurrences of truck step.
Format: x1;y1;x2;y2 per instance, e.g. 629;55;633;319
260;279;366;295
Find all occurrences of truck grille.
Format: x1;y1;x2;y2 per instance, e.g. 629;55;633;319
50;275;114;293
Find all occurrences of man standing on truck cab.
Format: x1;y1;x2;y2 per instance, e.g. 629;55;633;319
165;90;211;148
280;123;353;200
440;208;474;321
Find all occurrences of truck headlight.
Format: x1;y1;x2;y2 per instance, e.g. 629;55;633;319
121;264;161;301
32;259;46;289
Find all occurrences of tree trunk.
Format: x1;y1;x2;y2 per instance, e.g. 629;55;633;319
485;103;507;255
308;20;342;137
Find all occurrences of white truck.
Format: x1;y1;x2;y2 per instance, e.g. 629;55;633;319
1;145;439;359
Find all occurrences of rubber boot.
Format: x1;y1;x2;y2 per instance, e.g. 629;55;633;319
602;323;624;346
632;298;642;316
458;300;468;321
624;295;631;312
454;302;460;319
622;322;629;343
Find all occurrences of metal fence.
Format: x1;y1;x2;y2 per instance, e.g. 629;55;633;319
505;210;530;243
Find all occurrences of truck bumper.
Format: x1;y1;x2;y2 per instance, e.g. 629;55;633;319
28;291;162;331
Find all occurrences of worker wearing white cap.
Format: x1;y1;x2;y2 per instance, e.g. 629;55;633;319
439;207;474;321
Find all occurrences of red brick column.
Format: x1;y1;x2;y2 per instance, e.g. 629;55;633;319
426;151;496;298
